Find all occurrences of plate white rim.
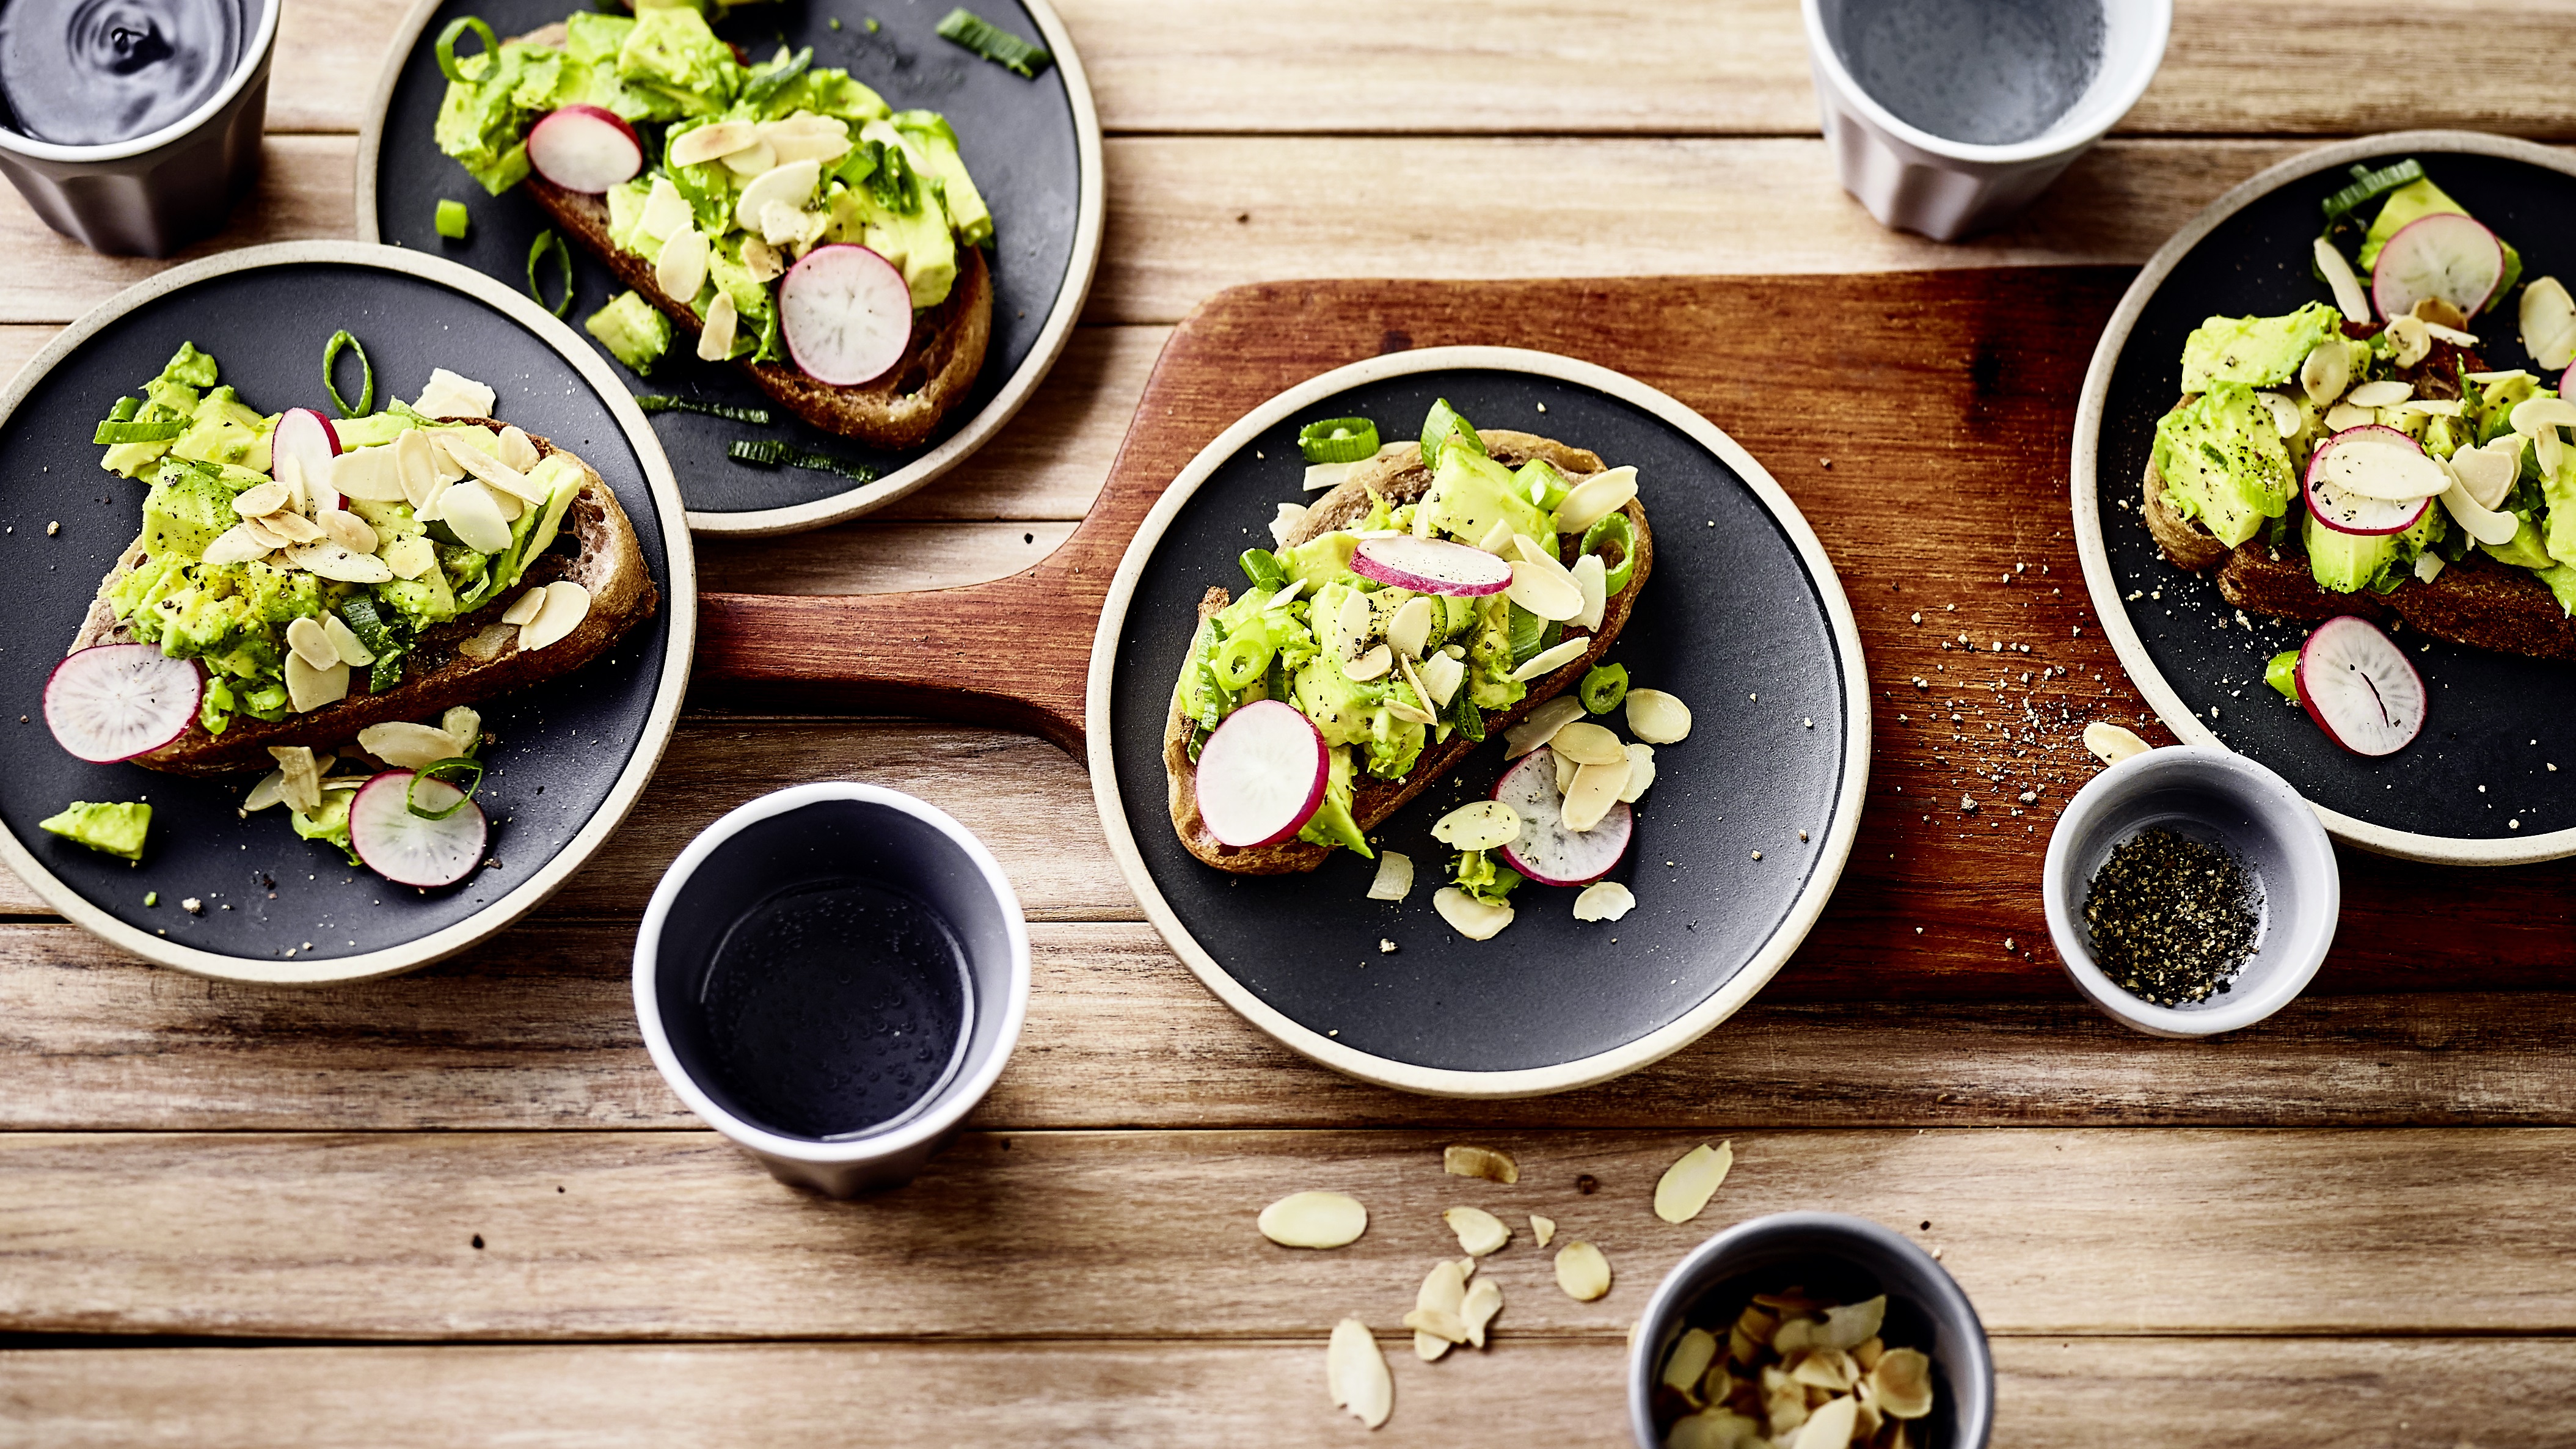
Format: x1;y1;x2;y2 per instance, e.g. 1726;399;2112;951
352;0;1104;537
0;239;698;984
2070;129;2576;867
1083;346;1874;1098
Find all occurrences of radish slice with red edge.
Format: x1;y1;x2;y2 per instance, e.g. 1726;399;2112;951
1494;746;1632;886
778;244;913;386
1351;536;1514;596
2371;212;2504;321
271;406;340;510
526;105;644;194
2304;426;2434;535
44;643;200;763
2295;616;2425;757
348;770;489;887
1194;699;1329;849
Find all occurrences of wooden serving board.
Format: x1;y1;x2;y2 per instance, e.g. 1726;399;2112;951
695;272;2576;996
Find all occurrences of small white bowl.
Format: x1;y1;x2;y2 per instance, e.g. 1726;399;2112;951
1800;0;2171;241
2042;746;2338;1037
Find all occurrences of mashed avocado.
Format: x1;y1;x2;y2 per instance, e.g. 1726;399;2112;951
585;290;673;374
2178;303;2344;394
2153;382;2296;549
40;801;150;861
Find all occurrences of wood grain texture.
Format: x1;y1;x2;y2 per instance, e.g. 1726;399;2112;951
6;1335;2569;1448
5;919;2574;1132
5;1127;2572;1338
695;520;1075;595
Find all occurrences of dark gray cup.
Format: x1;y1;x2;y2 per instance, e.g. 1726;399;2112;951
0;0;277;256
1629;1212;1994;1448
634;783;1031;1199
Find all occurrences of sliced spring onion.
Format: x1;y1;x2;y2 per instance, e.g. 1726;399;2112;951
1420;398;1484;469
726;437;880;483
1238;547;1288;592
338;595;407;693
935;7;1053;77
406;756;484;822
1447;679;1483;742
1580;511;1637;594
1579;662;1628;715
2320;158;2424;222
92;418;187;445
1506;599;1545;668
434;199;469;240
435;16;498;84
323;330;375;418
743;45;812;104
527;230;574;318
1211;631;1270;692
1298;416;1379;464
103;396;139;425
633;395;773;424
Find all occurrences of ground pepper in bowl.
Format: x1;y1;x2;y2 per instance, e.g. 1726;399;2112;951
2081;825;2260;1007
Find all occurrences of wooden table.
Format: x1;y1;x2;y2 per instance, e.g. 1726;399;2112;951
7;4;2576;1444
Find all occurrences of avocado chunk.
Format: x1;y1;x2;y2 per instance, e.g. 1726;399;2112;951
893;110;992;248
2179;302;2344;393
585;290;674;375
2152;382;2296;549
2540;449;2576;568
1417;444;1550;549
1296;746;1371;857
618;5;737;115
2484;515;2555;569
40;801;150;861
138;460;237;563
2264;649;2301;703
2304;502;2440;594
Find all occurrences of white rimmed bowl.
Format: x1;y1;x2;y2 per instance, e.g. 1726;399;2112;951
2043;746;2339;1037
634;783;1031;1198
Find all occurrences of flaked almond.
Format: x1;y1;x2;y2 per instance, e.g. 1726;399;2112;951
1402;1305;1470;1344
283;616;340;672
1553;746;1578;796
1529;1213;1555;1247
330;445;407;503
1509;636;1588;682
1555;465;1639;534
2313;237;2370;323
1790;1348;1856;1392
1384;695;1438;726
1326;1318;1392;1429
698;290;740;363
723;139;779;177
1549;721;1625;766
1572;880;1636;922
1618;743;1656;802
1554;1240;1611;1301
2324;400;2376;433
1654;1140;1734;1224
1432;800;1521;851
381;533;437;580
1560;759;1630;833
437;478;514;553
1624;688;1693;744
2299;339;2350;406
1867;1348;1934;1420
285;539;394;584
502;587;549;628
670;119;759;167
2512;395;2576;437
232;480;289;517
1345;643;1393;681
1366;850;1414;902
458;621;517;662
1790;1393;1858;1449
521;580;592;652
393;428;440;508
1443;1145;1517;1184
1258;1190;1368;1249
1569;550;1607;630
2521;275;2576;370
1443;1205;1511;1257
1460;1275;1501;1349
655;227;711;312
2082;720;2151;766
359;721;463;770
740;235;786;283
2253;390;2302;439
2384;313;2432;368
446;433;552;505
1386;595;1436;659
283;652;350;714
265;509;326;544
235;514;293;550
1505;558;1584;622
2346;378;2414;409
1503;696;1587;758
1475;517;1514;554
494;424;541;472
318;508;379;555
200;524;274;566
1267;500;1305;550
1432;886;1513;941
1414;1257;1470;1362
1823;1295;1886;1351
267;745;323;814
1662;1327;1720;1393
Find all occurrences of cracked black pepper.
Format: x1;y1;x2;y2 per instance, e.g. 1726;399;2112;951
2082;827;2259;1006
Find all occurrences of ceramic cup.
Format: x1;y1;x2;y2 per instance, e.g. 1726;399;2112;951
634;783;1031;1199
2042;745;2340;1038
1629;1211;1994;1449
1800;0;2170;241
0;0;278;256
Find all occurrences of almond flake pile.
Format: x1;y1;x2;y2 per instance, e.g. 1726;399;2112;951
1654;1290;1936;1449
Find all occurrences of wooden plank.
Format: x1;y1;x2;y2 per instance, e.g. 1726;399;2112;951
269;0;418;134
3;918;2574;1131
2;1127;2569;1338
873;324;1167;522
695;520;1075;595
0;1335;2560;1448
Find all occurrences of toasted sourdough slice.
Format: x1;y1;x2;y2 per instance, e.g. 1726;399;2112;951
1162;429;1655;875
524;177;993;450
70;420;660;778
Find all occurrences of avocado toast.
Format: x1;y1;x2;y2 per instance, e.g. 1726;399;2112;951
1165;409;1653;875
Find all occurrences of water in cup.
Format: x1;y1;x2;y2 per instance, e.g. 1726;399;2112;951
694;878;974;1141
1833;0;2103;145
0;0;243;145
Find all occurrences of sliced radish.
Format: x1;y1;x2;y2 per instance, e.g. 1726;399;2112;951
778;244;912;386
1194;699;1329;849
348;770;489;888
44;644;200;763
1351;536;1513;596
526;105;644;194
2295;616;2425;757
1494;747;1632;886
2304;428;2434;536
2371;212;2504;321
271;407;341;511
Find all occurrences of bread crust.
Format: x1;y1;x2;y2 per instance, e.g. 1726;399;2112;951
72;422;660;777
1162;433;1653;875
524;178;994;450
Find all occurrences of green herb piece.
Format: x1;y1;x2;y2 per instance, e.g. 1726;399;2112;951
338;595;407;693
1446;676;1484;742
864;16;879;31
2264;649;2301;704
1297;416;1379;465
527;229;574;318
1420;398;1484;469
322;330;375;418
1580;511;1637;594
434;15;499;82
144;892;158;907
435;199;470;239
2320;158;2425;223
726;437;880;483
406;757;485;822
827;16;841;28
633;395;773;424
104;396;139;424
744;45;813;104
1579;663;1628;715
1238;547;1288;593
935;7;1051;77
1506;600;1545;668
92;419;188;445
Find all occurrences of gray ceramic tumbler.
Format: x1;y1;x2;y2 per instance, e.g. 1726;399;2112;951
0;0;278;257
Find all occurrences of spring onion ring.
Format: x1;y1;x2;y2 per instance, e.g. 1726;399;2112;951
1581;511;1637;594
934;7;1053;78
92;419;187;445
526;230;574;318
434;199;469;239
323;330;375;418
406;756;484;821
726;437;879;483
2321;158;2425;222
1420;398;1484;468
1298;417;1379;464
634;395;773;424
1579;663;1629;715
435;16;498;84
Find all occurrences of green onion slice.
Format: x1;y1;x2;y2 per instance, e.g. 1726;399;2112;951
633;395;773;424
934;7;1052;78
743;45;812;104
1580;511;1636;595
435;16;498;84
93;419;187;445
323;330;374;418
1297;417;1379;464
1237;547;1288;592
1212;632;1270;692
434;199;469;239
1447;677;1484;742
1420;398;1484;469
406;757;484;821
2321;158;2423;222
1579;662;1629;715
527;230;574;318
104;396;139;425
726;437;880;483
1505;600;1546;668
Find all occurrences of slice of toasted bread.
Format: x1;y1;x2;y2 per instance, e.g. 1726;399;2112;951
1163;430;1655;875
523;178;993;451
70;422;660;777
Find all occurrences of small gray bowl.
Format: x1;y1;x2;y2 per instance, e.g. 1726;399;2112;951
1629;1212;1993;1449
2043;746;2338;1038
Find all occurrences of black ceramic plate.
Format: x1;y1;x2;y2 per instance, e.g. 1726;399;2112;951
0;243;693;983
2074;131;2576;864
1085;348;1871;1097
357;0;1100;533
